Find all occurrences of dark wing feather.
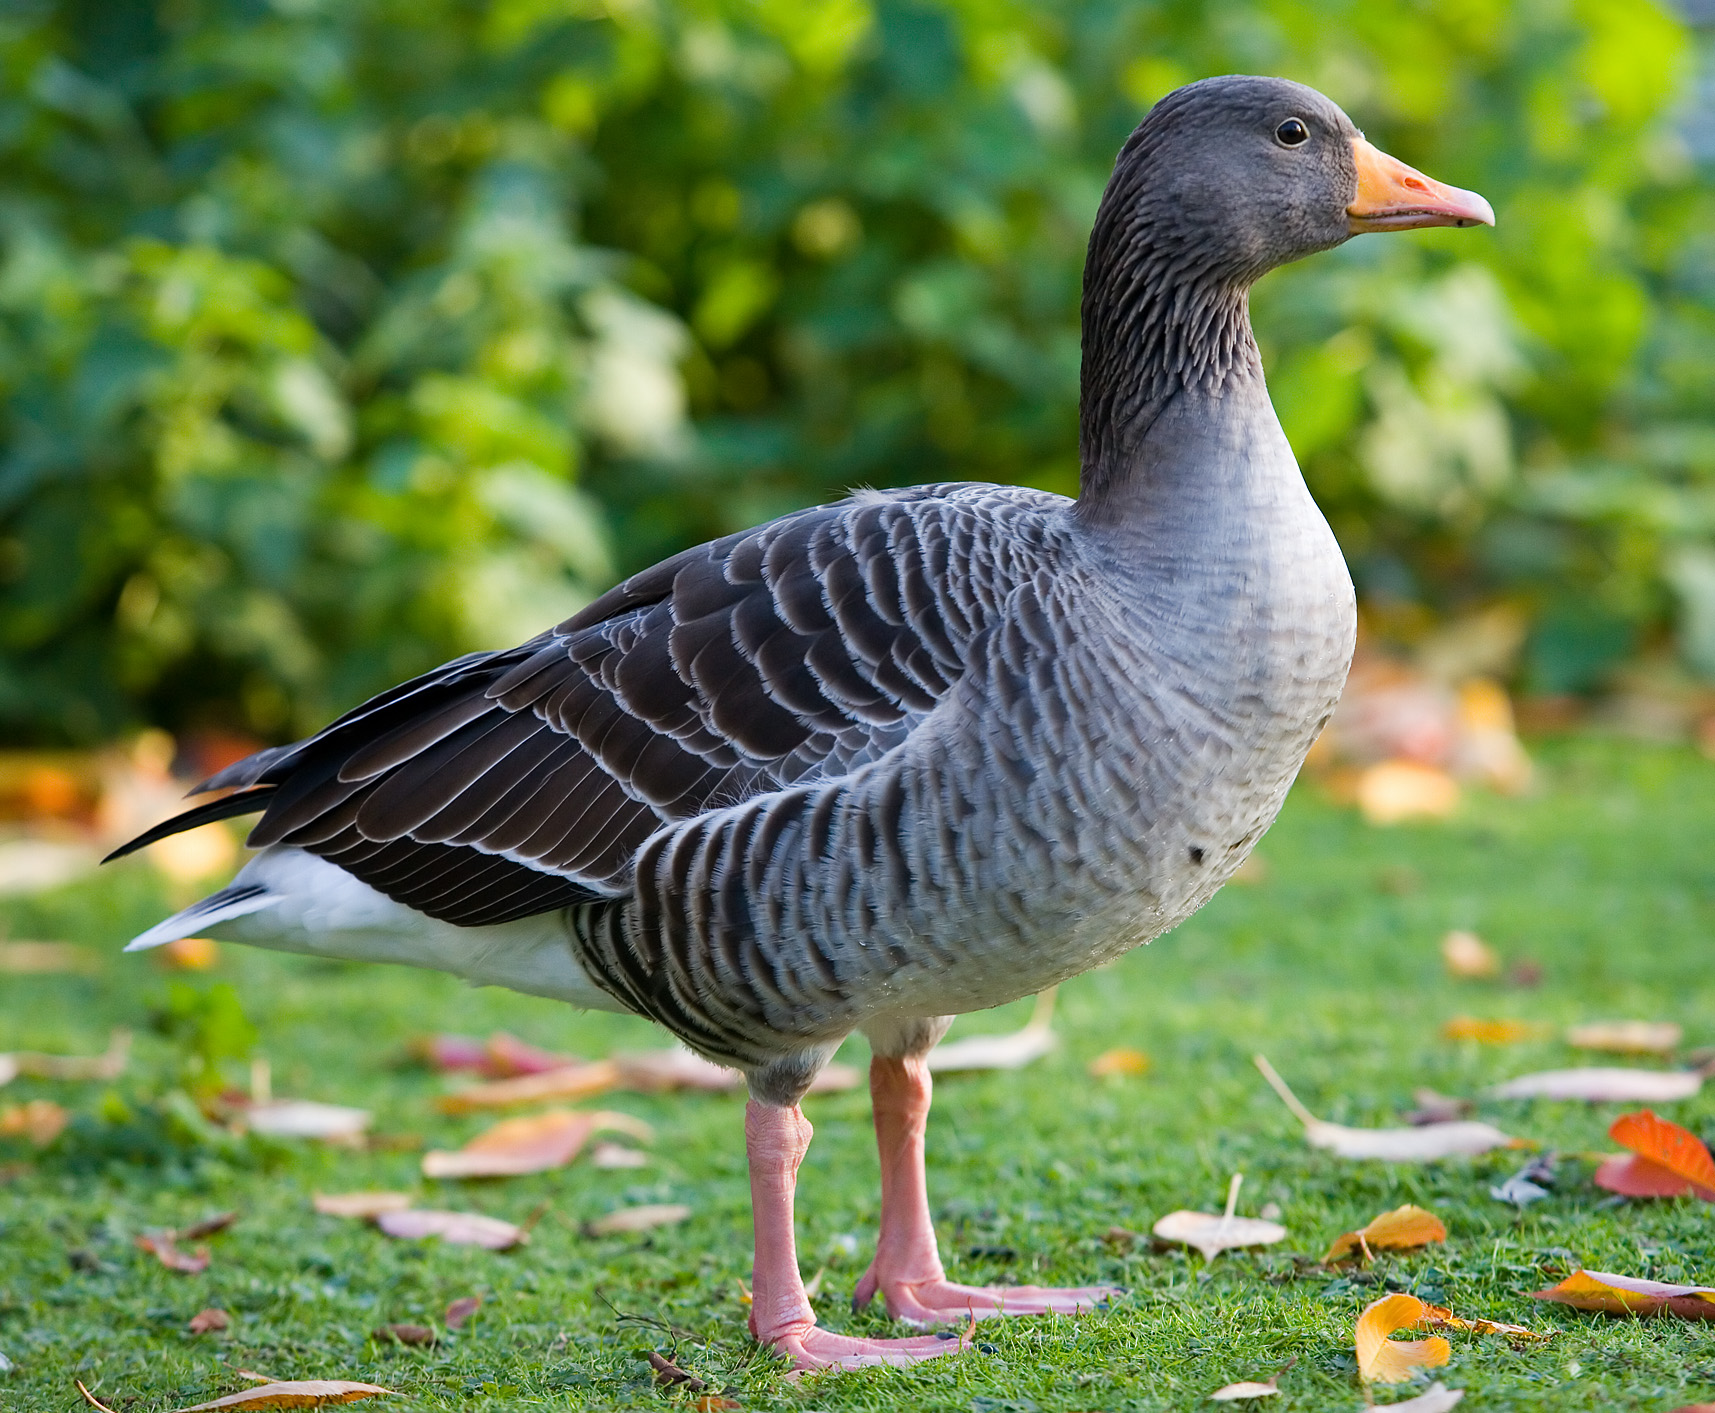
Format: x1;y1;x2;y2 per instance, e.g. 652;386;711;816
109;485;1065;926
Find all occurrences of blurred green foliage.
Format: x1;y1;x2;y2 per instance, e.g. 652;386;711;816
0;0;1711;743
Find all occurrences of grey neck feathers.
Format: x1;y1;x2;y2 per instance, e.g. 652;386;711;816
1074;178;1268;521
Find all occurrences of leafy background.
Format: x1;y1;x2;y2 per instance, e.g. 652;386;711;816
1;0;1711;745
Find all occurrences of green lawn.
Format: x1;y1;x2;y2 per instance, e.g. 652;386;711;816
4;737;1715;1412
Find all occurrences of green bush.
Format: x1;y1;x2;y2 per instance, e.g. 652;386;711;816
0;0;1709;743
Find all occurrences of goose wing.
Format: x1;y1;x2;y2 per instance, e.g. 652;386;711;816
114;485;1066;926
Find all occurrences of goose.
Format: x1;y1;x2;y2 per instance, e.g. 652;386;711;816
111;75;1492;1371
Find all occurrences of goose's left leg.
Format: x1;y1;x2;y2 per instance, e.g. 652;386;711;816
852;1026;1118;1327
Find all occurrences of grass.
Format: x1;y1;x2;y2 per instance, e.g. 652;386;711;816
4;735;1715;1411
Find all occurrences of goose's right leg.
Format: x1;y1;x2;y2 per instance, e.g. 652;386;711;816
745;1101;963;1371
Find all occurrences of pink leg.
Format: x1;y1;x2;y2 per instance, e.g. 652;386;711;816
852;1055;1118;1326
746;1100;963;1371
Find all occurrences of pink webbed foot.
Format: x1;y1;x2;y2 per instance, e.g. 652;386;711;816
760;1316;967;1371
853;1267;1117;1325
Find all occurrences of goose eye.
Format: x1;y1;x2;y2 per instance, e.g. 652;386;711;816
1275;118;1309;147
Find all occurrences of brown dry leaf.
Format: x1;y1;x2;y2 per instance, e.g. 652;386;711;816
1441;930;1500;979
1405;1088;1474;1125
1323;1204;1446;1263
1418;1302;1547;1342
1208;1380;1279;1402
436;1061;620;1113
136;1233;210;1274
1441;1016;1550;1044
1566;1020;1682;1055
1355;1293;1451;1384
0;941;96;973
1531;1269;1715;1320
157;937;221;971
483;1032;580;1077
1488;1067;1701;1103
1152;1173;1285;1263
171;1379;396;1409
313;1192;413;1219
373;1324;434;1347
1088;1047;1150;1078
0;1099;69;1146
1253;1055;1518;1161
585;1203;692;1236
244;1101;370;1142
422;1109;651;1179
180;1212;238;1241
188;1309;230;1335
10;1030;130;1081
374;1210;526;1250
647;1351;705;1390
443;1296;480;1331
612;1047;740;1092
927;989;1057;1073
1358;761;1460;824
1593;1108;1715;1201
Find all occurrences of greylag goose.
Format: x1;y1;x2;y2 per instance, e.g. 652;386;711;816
112;75;1492;1371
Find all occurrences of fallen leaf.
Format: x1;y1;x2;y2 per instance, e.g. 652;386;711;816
375;1209;526;1250
611;1046;740;1092
1441;1016;1549;1044
9;1030;131;1081
1594;1108;1715;1201
188;1309;229;1334
1253;1055;1518;1162
443;1296;480;1331
1488;1067;1700;1103
0;1099;69;1146
1418;1303;1547;1341
1323;1204;1446;1263
1088;1047;1150;1078
1404;1089;1474;1125
1441;930;1499;979
0;941;96;973
436;1061;620;1113
180;1211;239;1240
1152;1173;1285;1263
483;1032;581;1077
1531;1269;1715;1320
1355;1293;1451;1384
1373;1385;1464;1412
171;1379;396;1409
928;989;1057;1072
313;1192;413;1219
1357;760;1460;824
157;937;220;970
373;1324;434;1347
244;1100;371;1142
584;1203;692;1236
136;1233;210;1274
1209;1380;1279;1401
646;1351;705;1390
690;1399;740;1413
1490;1153;1557;1207
591;1141;648;1168
410;1034;490;1072
422;1109;651;1179
1566;1020;1682;1055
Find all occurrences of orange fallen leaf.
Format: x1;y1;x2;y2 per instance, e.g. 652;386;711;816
1566;1020;1682;1055
1488;1067;1700;1103
136;1232;210;1274
436;1061;620;1113
1594;1108;1715;1201
1418;1302;1547;1341
585;1203;691;1236
313;1192;413;1219
1441;930;1499;979
689;1399;740;1413
171;1379;396;1409
1152;1173;1285;1263
1088;1047;1150;1078
0;1099;69;1146
1531;1269;1715;1320
1441;1016;1549;1044
422;1109;651;1179
1357;761;1460;824
157;937;220;971
188;1308;229;1334
1355;1293;1451;1383
443;1296;480;1331
928;989;1057;1073
375;1210;526;1250
1254;1055;1518;1161
1323;1204;1446;1263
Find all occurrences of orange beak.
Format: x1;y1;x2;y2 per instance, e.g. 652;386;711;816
1347;137;1494;233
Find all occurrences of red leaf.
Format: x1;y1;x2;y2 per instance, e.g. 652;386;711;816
443;1296;480;1331
1599;1110;1715;1201
137;1233;210;1273
188;1308;230;1334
